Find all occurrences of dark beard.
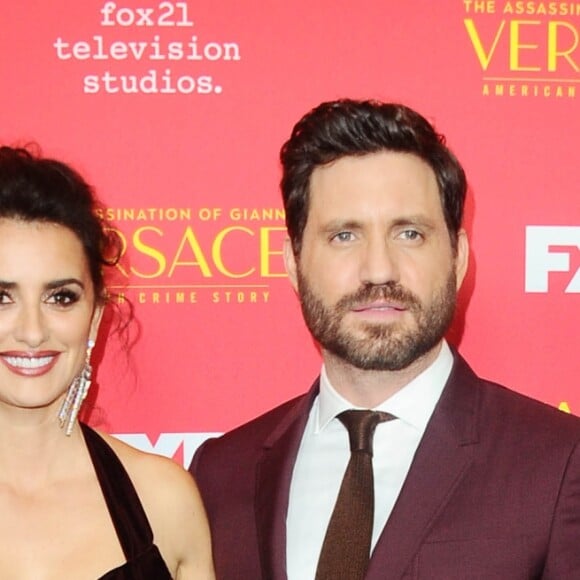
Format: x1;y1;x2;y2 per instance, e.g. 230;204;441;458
296;270;457;371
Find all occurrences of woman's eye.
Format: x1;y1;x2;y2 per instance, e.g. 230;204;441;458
47;289;80;306
0;290;12;305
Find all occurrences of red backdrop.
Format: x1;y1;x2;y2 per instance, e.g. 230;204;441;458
1;0;578;465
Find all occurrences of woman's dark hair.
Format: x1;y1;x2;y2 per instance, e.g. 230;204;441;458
280;99;467;254
0;144;122;301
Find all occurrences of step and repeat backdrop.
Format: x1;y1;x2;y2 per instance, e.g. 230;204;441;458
1;0;578;466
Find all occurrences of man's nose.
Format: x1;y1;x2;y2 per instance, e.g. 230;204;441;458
359;237;400;286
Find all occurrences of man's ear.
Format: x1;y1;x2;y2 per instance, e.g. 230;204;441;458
455;229;469;290
284;238;299;292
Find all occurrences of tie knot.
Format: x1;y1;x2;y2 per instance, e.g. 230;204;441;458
338;410;394;455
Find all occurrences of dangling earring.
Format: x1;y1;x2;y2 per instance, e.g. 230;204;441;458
58;339;95;436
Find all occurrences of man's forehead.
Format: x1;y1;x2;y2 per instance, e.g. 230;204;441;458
309;153;440;208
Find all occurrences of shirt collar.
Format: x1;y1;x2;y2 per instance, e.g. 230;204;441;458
316;340;453;434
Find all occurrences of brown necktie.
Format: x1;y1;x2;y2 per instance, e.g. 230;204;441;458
315;410;394;580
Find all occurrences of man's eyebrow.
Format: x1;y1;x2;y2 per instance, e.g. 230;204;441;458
390;216;437;229
320;220;364;232
320;216;438;232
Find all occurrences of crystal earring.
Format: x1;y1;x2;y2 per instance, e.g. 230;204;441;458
58;339;95;436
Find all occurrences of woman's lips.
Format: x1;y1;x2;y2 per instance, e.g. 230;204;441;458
0;352;60;376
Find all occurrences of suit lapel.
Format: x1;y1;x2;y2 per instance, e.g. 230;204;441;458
366;354;481;579
255;382;319;580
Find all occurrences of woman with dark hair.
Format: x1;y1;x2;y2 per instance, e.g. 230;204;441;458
0;145;214;579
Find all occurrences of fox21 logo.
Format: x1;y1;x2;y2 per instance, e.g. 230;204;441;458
525;226;580;293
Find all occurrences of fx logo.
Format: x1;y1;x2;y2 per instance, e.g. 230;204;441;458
525;226;580;293
114;432;221;468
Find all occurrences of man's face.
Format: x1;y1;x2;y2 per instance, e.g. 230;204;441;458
284;151;468;371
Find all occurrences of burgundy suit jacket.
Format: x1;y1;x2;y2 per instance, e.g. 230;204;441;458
190;354;580;579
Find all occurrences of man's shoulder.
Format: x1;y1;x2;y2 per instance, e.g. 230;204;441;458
192;390;311;468
475;374;580;442
221;392;308;443
449;353;580;444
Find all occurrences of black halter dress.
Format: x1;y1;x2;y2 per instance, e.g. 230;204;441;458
81;423;173;579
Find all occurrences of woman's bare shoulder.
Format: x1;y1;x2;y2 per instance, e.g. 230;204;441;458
98;431;196;494
94;430;215;579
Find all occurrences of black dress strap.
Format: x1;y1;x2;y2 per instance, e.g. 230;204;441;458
81;422;154;559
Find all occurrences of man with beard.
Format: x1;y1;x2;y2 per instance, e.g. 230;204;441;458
190;99;580;580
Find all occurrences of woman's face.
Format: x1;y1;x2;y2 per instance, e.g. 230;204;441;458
0;219;102;414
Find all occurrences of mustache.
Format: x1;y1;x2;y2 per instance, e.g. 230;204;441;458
335;282;421;312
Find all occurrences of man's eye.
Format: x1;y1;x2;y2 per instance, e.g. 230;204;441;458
400;229;422;241
332;231;354;243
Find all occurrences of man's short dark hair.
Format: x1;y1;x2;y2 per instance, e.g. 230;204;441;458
280;99;467;254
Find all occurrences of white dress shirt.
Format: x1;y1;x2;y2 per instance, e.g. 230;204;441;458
286;341;454;580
